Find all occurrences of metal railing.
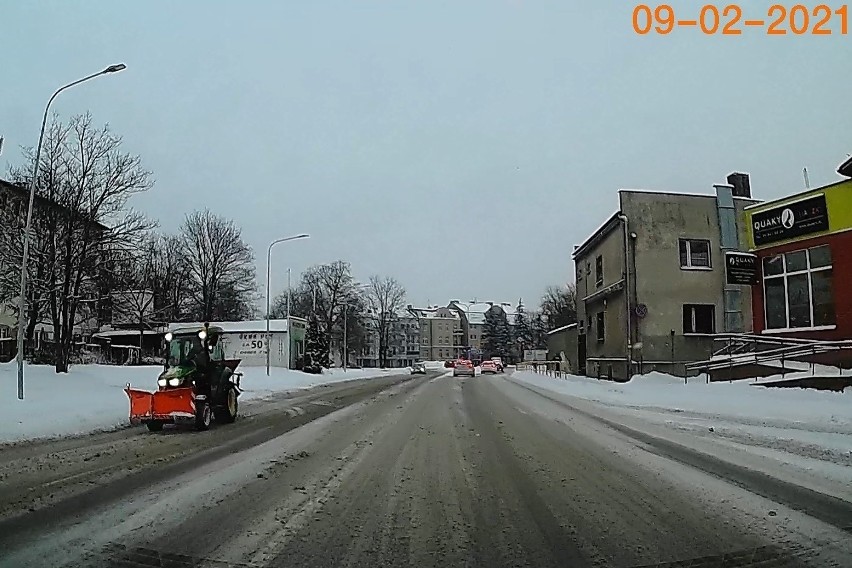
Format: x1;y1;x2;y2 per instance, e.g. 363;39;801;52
686;333;852;375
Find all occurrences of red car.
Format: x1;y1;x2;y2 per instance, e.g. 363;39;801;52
453;360;475;377
480;360;498;374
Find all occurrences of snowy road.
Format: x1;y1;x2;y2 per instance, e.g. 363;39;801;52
1;371;851;567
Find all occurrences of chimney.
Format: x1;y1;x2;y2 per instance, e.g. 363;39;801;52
727;172;751;198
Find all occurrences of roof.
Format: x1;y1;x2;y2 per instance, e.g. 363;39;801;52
743;178;851;212
92;329;163;339
449;301;517;325
572;212;621;260
167;319;301;333
0;178;110;231
547;323;577;335
408;306;458;319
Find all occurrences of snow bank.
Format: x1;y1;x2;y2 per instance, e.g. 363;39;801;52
0;362;398;443
512;370;851;428
512;371;852;482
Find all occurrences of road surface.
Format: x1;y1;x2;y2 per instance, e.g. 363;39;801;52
1;369;850;567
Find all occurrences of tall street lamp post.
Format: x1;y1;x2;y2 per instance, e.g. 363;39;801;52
266;234;310;376
16;63;127;400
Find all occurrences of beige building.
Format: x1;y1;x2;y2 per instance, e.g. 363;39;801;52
574;175;759;380
408;306;462;361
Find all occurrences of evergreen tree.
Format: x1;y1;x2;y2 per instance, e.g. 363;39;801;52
304;312;326;373
482;308;512;360
514;299;533;345
529;311;548;349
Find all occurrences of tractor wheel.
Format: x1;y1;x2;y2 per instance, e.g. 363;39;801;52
215;387;238;424
146;420;164;432
195;401;212;431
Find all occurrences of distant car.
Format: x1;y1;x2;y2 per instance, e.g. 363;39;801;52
490;357;504;372
444;360;456;368
453;360;475;377
411;362;427;374
480;360;498;374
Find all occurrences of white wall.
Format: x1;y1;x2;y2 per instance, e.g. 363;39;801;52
218;331;289;368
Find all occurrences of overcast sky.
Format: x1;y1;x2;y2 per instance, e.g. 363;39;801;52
2;1;849;309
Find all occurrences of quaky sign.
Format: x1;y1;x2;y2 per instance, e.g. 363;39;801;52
725;251;759;285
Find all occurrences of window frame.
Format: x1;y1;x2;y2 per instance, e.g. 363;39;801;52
762;245;835;332
679;238;713;270
595;255;603;288
595;311;605;342
682;304;716;334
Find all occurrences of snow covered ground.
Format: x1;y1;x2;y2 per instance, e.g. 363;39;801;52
0;362;403;443
511;370;852;485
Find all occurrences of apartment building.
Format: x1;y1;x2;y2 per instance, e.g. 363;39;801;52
0;178;106;360
357;310;421;368
408;305;462;361
573;174;759;380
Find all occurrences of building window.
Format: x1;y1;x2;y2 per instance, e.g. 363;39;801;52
596;312;605;342
683;304;715;334
762;245;834;330
595;255;603;287
679;239;711;269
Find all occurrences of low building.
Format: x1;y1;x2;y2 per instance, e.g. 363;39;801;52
166;318;307;369
744;174;852;344
573;174;759;380
547;323;578;373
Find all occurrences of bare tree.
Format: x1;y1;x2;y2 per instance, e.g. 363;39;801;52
2;114;153;371
364;275;406;368
149;234;192;324
179;210;257;323
540;283;577;329
109;236;162;354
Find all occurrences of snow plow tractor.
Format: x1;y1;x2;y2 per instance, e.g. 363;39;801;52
124;324;242;432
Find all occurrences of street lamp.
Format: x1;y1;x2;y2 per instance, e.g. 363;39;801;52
16;63;127;400
266;234;310;375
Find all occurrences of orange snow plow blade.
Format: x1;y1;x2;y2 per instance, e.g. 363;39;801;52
124;387;196;424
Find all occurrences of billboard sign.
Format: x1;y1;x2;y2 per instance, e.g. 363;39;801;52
524;349;547;361
752;194;828;246
725;251;759;285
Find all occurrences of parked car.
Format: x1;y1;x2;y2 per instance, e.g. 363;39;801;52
453;360;475;377
491;357;504;372
481;360;498;374
411;362;427;374
444;360;456;368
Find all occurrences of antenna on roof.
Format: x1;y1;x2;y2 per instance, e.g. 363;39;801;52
803;167;810;189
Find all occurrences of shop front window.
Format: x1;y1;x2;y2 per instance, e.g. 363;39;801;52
762;245;834;330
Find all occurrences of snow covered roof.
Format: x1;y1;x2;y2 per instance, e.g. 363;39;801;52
547;323;577;335
167;319;296;334
408;306;458;320
92;329;163;339
449;301;517;325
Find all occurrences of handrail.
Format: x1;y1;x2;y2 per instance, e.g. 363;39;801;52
687;333;852;373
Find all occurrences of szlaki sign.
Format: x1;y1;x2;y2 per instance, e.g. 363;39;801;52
751;194;828;246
